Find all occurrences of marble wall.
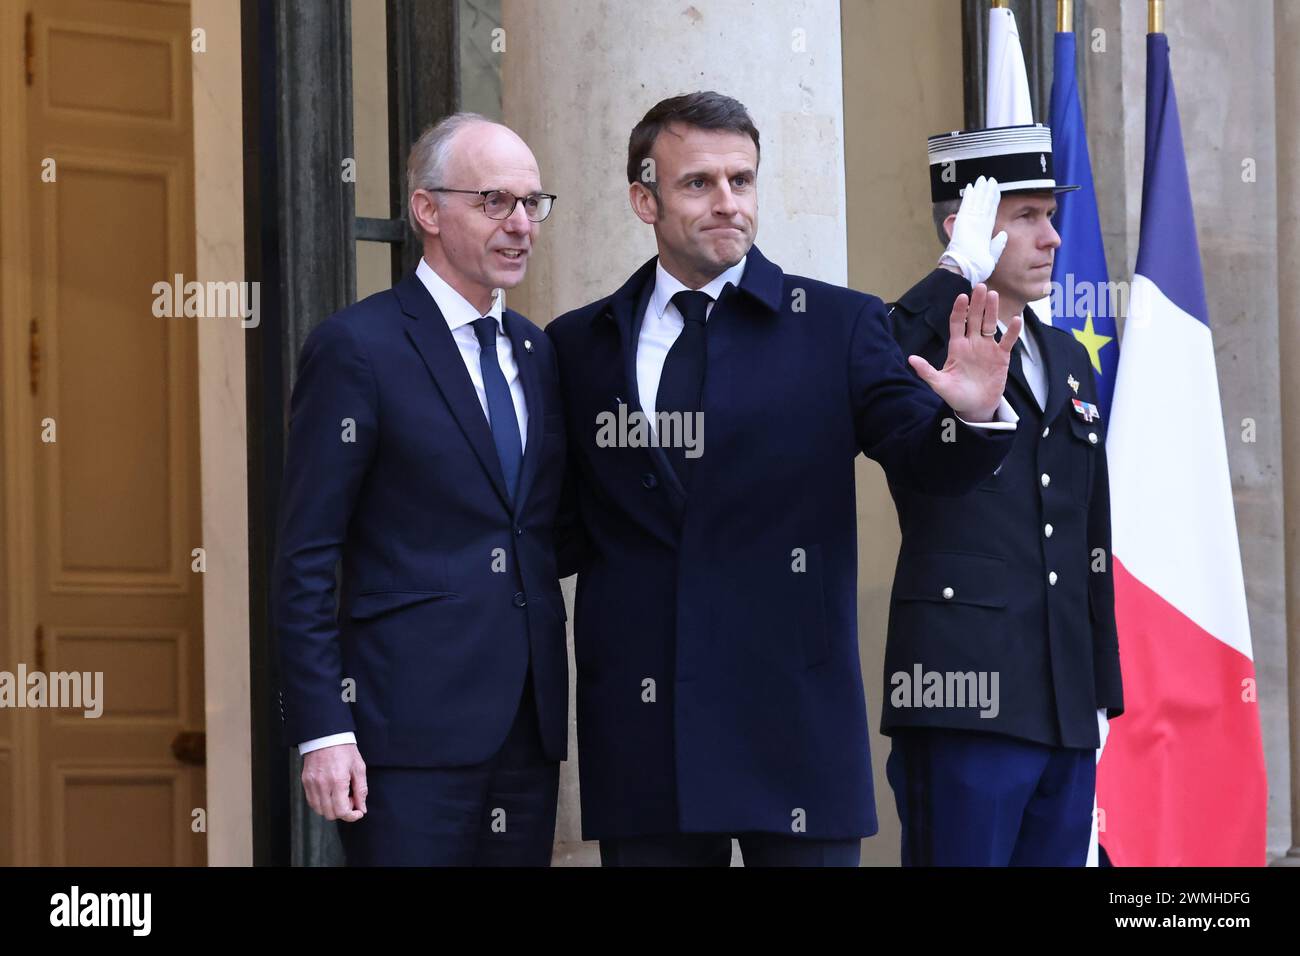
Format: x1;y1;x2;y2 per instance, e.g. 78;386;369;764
1084;0;1291;862
191;0;252;866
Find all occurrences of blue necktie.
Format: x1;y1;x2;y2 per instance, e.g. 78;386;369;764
473;316;523;501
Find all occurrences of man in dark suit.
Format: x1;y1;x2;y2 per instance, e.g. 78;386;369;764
881;124;1124;866
547;92;1022;866
274;114;570;865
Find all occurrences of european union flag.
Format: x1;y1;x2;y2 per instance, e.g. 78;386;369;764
1049;31;1119;417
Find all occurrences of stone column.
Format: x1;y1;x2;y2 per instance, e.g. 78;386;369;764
1151;4;1288;865
500;0;849;864
1093;0;1290;862
1274;0;1300;866
192;0;252;867
842;0;966;869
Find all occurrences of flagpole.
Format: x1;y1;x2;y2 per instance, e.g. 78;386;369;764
1057;0;1072;33
1149;0;1164;35
991;0;1008;9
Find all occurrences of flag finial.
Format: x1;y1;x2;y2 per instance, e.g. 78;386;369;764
1057;0;1073;33
1149;0;1164;35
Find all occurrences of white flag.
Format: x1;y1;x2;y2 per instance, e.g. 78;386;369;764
987;7;1052;324
986;7;1033;125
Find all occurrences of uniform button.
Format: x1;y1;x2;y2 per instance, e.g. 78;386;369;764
1044;523;1054;538
942;587;954;600
515;526;524;536
1089;432;1098;445
1048;571;1058;586
1041;473;1051;488
512;591;527;607
1042;426;1050;438
641;472;658;489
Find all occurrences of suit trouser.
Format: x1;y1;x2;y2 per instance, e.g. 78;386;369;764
885;727;1094;866
599;832;861;867
337;671;559;866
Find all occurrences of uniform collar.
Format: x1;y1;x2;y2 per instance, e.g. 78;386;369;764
650;256;747;319
416;257;505;334
896;270;1041;367
999;312;1040;366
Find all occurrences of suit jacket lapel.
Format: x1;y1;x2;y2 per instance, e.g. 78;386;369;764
503;309;544;516
1005;341;1037;411
610;269;688;507
581;263;682;545
394;273;512;512
1026;305;1071;423
910;270;1042;415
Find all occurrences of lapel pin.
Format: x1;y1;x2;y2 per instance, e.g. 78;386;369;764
524;339;533;353
1067;373;1080;394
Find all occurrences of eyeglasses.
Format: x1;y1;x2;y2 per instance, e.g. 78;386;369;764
429;188;556;222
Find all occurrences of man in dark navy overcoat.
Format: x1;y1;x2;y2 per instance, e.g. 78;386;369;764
548;92;1023;866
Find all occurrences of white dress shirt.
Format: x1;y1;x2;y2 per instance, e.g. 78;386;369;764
637;258;747;429
638;258;1018;432
298;260;529;756
415;257;528;450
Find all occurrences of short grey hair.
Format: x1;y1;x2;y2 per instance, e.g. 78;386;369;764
406;111;493;235
931;198;961;247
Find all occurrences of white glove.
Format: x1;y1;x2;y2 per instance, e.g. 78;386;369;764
939;175;1009;287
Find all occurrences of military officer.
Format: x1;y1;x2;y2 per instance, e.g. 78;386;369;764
882;124;1124;866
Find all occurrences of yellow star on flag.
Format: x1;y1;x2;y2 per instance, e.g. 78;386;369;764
1072;312;1114;375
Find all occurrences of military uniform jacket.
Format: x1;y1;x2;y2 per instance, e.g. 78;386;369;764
883;268;1124;749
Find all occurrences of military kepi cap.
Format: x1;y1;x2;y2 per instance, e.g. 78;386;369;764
927;123;1079;202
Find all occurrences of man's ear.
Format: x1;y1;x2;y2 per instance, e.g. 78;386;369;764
943;213;957;243
629;182;659;225
410;190;439;237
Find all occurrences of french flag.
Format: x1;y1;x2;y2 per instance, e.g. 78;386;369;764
1097;32;1267;865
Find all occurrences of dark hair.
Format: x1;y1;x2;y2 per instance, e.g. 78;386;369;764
626;91;760;191
931;198;961;247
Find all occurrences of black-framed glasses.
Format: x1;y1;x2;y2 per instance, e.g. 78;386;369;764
429;188;556;222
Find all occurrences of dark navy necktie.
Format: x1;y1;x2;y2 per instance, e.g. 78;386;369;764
994;326;1034;409
655;290;712;486
992;325;1028;362
473;316;523;501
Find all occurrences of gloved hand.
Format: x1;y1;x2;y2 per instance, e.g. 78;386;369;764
939;175;1009;287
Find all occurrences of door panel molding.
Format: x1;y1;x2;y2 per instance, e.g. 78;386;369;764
39;19;185;129
32;149;194;597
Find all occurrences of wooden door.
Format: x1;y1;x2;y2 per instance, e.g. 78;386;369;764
17;0;205;866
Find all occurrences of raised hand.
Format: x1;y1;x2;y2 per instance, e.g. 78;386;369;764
941;176;1009;286
907;283;1021;423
